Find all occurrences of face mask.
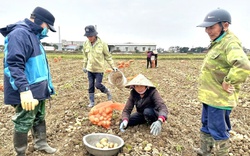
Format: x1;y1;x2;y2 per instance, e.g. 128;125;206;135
38;27;48;40
42;27;48;36
137;88;147;95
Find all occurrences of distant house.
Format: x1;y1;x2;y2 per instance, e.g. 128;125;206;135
62;40;84;46
58;40;157;53
64;45;79;51
108;42;157;53
61;40;83;51
44;46;55;51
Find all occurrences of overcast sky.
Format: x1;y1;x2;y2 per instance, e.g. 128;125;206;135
1;0;250;49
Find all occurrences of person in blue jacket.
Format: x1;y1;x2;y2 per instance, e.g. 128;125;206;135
0;7;57;155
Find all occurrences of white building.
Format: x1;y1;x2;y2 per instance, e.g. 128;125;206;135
108;42;157;53
61;40;84;46
43;46;55;51
59;40;157;53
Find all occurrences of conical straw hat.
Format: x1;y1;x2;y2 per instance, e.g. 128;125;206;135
125;74;155;88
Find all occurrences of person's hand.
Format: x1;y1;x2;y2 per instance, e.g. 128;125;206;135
83;68;87;73
222;81;235;94
20;90;39;111
150;120;162;135
119;120;128;132
113;67;118;72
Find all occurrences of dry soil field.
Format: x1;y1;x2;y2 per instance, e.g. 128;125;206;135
0;57;250;156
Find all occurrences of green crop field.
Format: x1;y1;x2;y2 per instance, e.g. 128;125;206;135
0;52;206;60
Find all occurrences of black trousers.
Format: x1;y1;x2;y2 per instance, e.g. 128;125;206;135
155;54;158;67
127;108;158;126
146;58;151;68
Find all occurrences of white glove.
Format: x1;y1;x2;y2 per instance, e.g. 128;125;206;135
150;120;162;135
119;120;128;132
20;90;39;111
113;67;118;72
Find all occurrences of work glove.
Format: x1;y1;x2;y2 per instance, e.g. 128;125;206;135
113;67;118;72
20;90;39;111
119;120;128;132
83;68;87;73
150;120;162;135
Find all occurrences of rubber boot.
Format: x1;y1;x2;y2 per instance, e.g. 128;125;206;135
88;93;95;107
31;120;56;154
214;139;229;156
14;131;28;156
104;88;112;101
194;132;214;156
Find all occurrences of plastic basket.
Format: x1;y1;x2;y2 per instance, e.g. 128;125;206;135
108;70;127;88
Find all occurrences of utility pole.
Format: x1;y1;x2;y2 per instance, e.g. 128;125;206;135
58;26;62;51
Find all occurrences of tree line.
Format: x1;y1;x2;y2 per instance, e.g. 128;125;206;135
157;46;207;53
158;46;250;53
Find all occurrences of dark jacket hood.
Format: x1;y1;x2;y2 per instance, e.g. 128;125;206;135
0;18;43;37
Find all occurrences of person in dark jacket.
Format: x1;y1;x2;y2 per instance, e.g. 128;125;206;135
119;74;168;135
146;50;153;68
0;7;57;155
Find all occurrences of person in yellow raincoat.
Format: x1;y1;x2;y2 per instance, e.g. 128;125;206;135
82;25;118;107
195;8;250;156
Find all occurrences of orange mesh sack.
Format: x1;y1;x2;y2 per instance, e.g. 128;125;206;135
88;101;125;129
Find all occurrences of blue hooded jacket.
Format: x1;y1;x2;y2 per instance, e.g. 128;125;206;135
0;18;55;105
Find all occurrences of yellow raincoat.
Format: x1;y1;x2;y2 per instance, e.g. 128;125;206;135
198;30;250;108
83;37;115;73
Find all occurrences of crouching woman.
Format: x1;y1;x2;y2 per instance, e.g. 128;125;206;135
119;74;168;135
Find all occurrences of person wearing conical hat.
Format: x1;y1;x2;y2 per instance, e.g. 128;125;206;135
119;74;168;135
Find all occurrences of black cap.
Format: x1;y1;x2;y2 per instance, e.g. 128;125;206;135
84;25;98;36
31;7;56;32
